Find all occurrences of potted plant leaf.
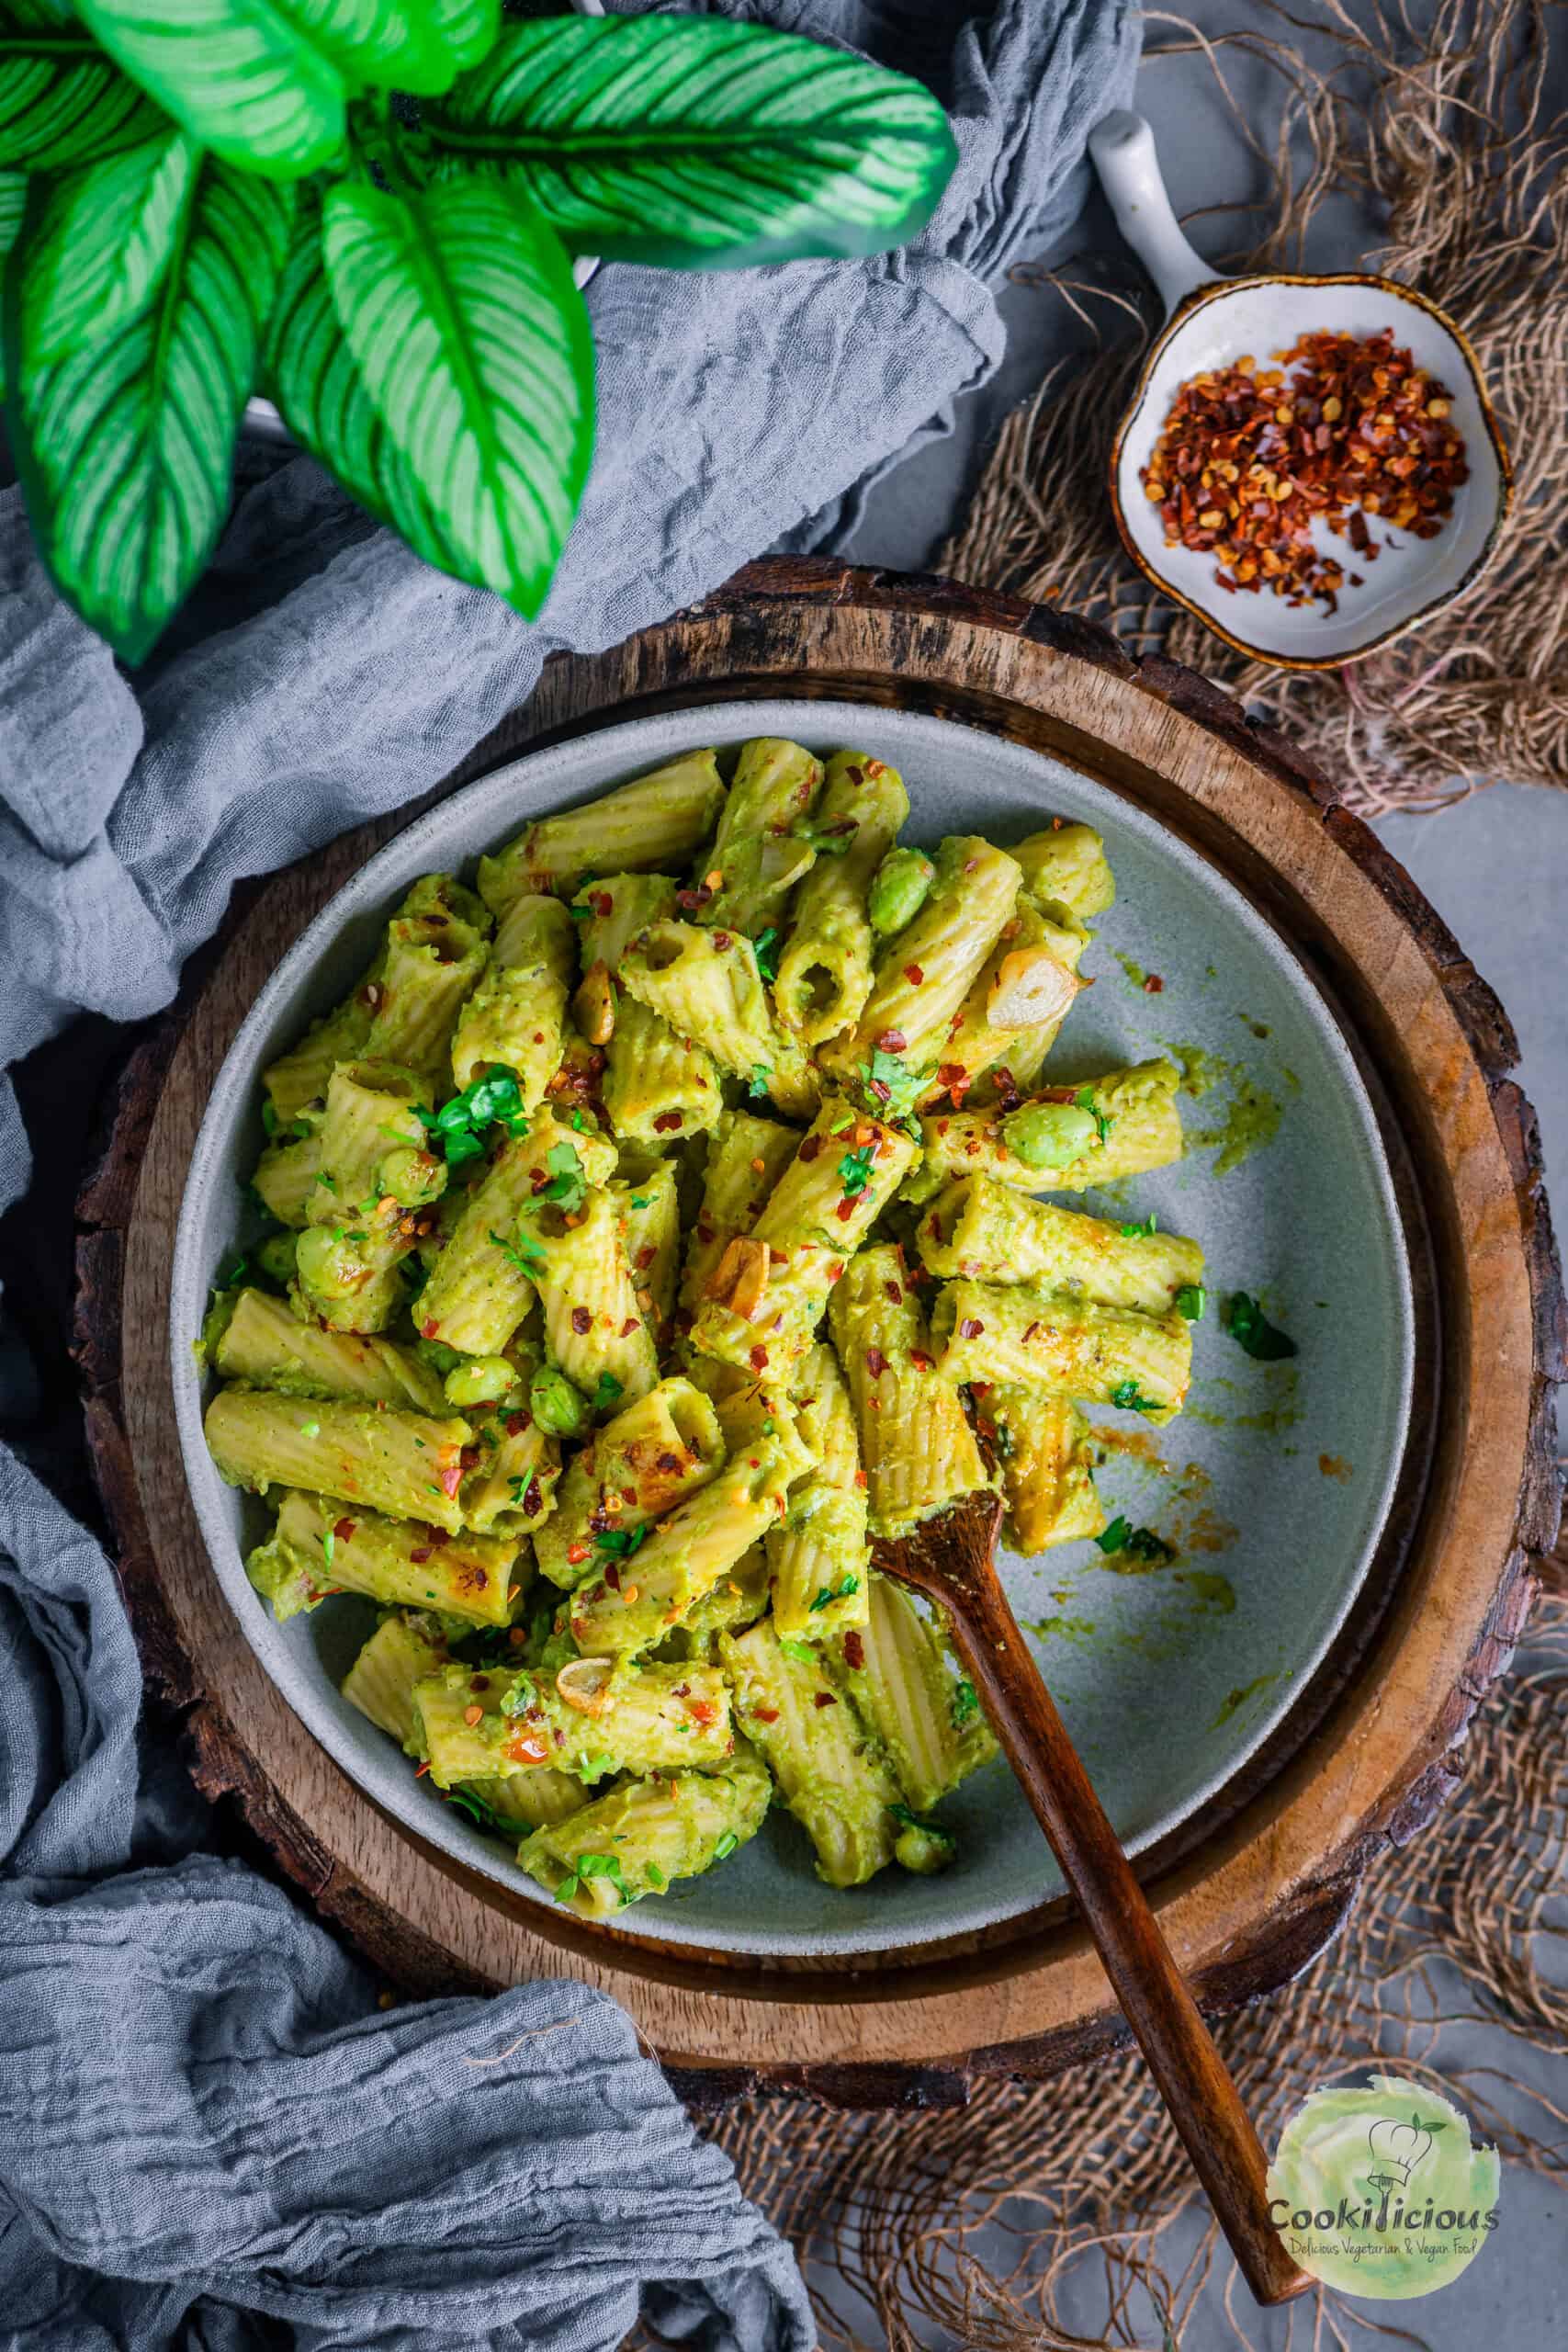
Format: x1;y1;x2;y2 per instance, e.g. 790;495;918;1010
0;0;957;662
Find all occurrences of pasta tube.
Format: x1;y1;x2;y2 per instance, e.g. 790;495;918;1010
766;1343;869;1640
1010;822;1116;920
928;899;1089;1106
686;1239;847;1376
450;893;576;1102
616;1161;681;1345
602;995;723;1147
525;1186;659;1407
930;1283;1191;1419
828;1246;990;1538
478;748;726;916
751;1100;919;1250
456;1403;560;1537
247;1487;521;1626
721;1620;900;1888
617;921;817;1118
975;1389;1105;1552
828;1573;997;1815
679;1112;800;1313
701;736;823;934
362;876;491;1090
909;1060;1184;1201
213;1286;447;1411
773;751;908;1045
205;1386;474;1532
568;1439;795;1657
820;836;1021;1090
341;1611;449;1747
464;1767;588;1834
293;1060;446;1332
914;1177;1204;1313
535;1376;724;1588
250;1115;321;1227
517;1748;771;1916
414;1115;615;1357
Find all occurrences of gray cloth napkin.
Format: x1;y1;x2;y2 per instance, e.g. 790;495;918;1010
0;3;1139;2342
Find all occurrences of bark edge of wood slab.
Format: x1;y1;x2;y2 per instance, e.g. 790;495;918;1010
71;555;1562;2104
882;1492;1313;2306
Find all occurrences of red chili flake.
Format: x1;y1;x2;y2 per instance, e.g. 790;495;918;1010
655;1451;682;1474
652;1110;684;1134
712;930;732;951
410;1546;432;1565
1139;329;1467;611
571;1305;592;1334
909;1348;934;1372
876;1028;907;1053
1022;1320;1043;1343
865;1346;886;1377
421;1317;440;1340
1143;973;1165;995
521;1476;543;1516
688;1698;718;1726
636;1243;657;1269
616;1315;636;1336
867;1078;892;1103
504;1411;530;1438
566;1542;591;1565
883;1279;903;1304
957;1317;984;1341
592;890;614;918
426;1527;451;1548
798;1134;822;1161
835;1197;854;1223
333;1517;355;1543
813;1691;838;1709
438;1463;463;1498
752;1705;780;1723
675;883;713;912
842;1631;865;1669
903;964;925;985
604;1561;621;1590
458;1445;481;1475
749;1344;769;1372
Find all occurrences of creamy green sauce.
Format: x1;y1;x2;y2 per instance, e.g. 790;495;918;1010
1176;1570;1235;1612
1163;1038;1284;1174
1113;950;1154;991
1211;1672;1280;1727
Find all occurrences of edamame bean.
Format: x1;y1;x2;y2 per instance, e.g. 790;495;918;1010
1001;1101;1100;1170
444;1356;518;1408
530;1362;589;1438
868;846;936;936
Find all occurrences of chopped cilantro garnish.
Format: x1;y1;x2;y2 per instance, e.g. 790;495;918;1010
752;927;780;983
778;1637;817;1665
500;1671;537;1716
749;1063;772;1099
577;1851;633;1902
646;1860;666;1889
809;1572;860;1611
1109;1379;1161;1416
629;1193;651;1210
1222;1292;1298;1361
554;1874;581;1903
593;1521;649;1559
1095;1516;1175;1566
837;1144;874;1200
508;1475;535;1507
490;1227;545;1279
542;1139;587;1212
592;1371;625;1413
212;1247;250;1293
415;1069;528;1168
713;1831;738;1860
1175;1283;1206;1321
443;1786;516;1838
1075;1086;1112;1146
1121;1213;1157;1239
951;1678;981;1730
888;1801;953;1844
321;1528;334;1569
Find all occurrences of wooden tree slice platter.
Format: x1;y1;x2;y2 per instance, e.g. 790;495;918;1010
74;557;1564;2109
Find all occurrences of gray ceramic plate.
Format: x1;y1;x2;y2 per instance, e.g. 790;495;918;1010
171;700;1414;1958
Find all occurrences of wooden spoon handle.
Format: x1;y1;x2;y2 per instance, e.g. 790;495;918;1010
950;1565;1312;2308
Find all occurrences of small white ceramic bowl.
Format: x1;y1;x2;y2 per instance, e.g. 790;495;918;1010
1089;111;1512;670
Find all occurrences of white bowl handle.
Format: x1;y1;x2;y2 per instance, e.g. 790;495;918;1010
1089;110;1223;318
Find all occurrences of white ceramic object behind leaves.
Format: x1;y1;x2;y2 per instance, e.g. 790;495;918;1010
1089;109;1511;669
171;700;1416;1961
243;0;604;447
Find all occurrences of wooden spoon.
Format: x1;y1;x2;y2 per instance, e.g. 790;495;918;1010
879;1493;1311;2308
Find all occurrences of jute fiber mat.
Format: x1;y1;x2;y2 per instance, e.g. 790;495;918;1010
694;6;1568;2337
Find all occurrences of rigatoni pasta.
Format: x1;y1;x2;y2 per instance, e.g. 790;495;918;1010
204;743;1209;1917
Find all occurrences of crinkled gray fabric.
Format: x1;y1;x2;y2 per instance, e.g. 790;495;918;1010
0;3;1139;2342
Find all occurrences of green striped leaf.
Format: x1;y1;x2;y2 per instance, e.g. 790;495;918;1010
5;156;293;661
0;25;167;168
74;0;347;177
423;16;959;267
321;175;592;618
18;124;198;361
265;192;460;572
0;170;22;400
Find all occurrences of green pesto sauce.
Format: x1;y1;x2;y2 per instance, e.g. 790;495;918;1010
1113;949;1153;991
1021;1613;1099;1646
1176;1570;1235;1612
1211;1672;1280;1727
1192;1079;1282;1175
1164;1039;1230;1098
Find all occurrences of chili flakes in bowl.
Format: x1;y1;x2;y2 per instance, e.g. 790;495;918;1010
1139;327;1470;615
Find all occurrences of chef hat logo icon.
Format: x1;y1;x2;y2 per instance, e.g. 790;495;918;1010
1367;2111;1443;2188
